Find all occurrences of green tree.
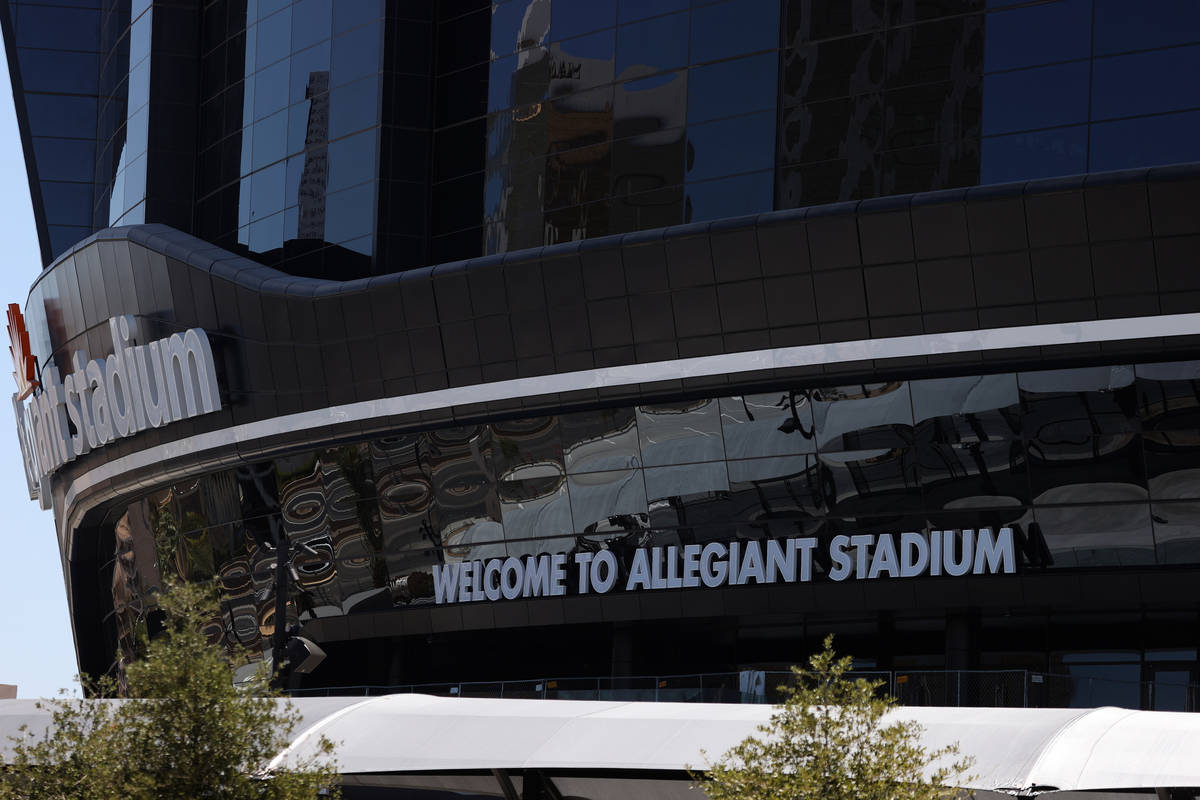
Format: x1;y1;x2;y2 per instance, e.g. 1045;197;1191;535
699;636;973;800
0;580;339;800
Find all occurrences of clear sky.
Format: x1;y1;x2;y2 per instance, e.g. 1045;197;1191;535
0;42;83;698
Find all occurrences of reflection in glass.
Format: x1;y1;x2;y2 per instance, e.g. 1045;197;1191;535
720;391;817;459
615;13;688;78
981;62;1090;136
911;373;1020;442
1151;500;1200;564
424;426;504;564
812;382;914;450
981;126;1088;184
685;171;773;223
726;454;825;525
95;358;1200;673
820;447;921;515
568;469;649;536
637;400;724;467
690;0;779;64
492;0;549;59
499;461;574;557
918;440;1029;509
1090;110;1200;173
561;406;641;473
1031;502;1155;567
644;461;731;533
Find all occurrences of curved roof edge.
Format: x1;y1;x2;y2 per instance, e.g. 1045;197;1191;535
28;161;1200;303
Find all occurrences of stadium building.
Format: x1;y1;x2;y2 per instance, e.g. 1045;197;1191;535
6;0;1200;708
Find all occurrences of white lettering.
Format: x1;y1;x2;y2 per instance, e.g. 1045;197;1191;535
523;554;552;597
575;551;594;593
973;527;1015;574
483;559;501;601
944;530;974;577
740;540;766;584
829;535;853;581
591;550;617;593
433;563;460;604
868;534;900;579
899;532;929;578
626;549;651;590
650;545;667;590
728;541;742;585
700;542;727;588
682;544;702;588
797;537;816;581
500;557;523;600
550;553;568;596
13;319;224;494
765;539;796;583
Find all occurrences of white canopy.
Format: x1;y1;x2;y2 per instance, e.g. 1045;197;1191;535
6;696;1200;797
274;695;1200;796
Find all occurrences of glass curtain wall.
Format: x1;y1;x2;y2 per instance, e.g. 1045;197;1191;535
96;358;1200;668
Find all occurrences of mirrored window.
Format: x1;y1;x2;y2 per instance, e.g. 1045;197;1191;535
984;0;1091;72
562;407;642;474
812;382;915;450
1091;46;1200;121
687;53;779;124
981;62;1090;136
1090;110;1200;172
720;391;818;459
1152;500;1200;565
690;0;779;64
685;171;773;223
637;400;725;467
616;12;688;78
551;0;617;42
910;373;1021;443
568;469;649;533
1035;503;1156;567
981;126;1088;184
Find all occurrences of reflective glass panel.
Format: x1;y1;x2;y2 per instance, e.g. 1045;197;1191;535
812;382;915;450
720;391;818;459
1034;503;1156;567
568;469;650;533
690;0;780;63
981;62;1090;136
1091;46;1200;121
981;126;1088;184
637;400;724;467
561;406;642;474
983;0;1091;72
615;12;688;78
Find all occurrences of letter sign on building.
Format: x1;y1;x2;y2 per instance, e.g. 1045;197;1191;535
9;311;222;509
430;529;1017;604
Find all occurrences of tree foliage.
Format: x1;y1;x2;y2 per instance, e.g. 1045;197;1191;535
0;580;339;800
699;635;974;800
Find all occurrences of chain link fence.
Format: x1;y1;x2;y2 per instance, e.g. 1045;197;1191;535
288;669;1200;711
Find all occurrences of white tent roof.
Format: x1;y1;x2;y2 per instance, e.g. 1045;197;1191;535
6;696;1200;796
276;696;1200;795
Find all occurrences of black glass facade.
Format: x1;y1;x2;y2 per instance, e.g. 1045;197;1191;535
7;0;1200;706
95;360;1200;678
4;0;103;262
777;0;1200;207
8;0;1200;274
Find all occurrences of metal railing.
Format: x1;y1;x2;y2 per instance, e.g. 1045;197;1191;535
287;669;1200;711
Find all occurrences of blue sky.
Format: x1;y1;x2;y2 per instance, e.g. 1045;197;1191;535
0;43;82;698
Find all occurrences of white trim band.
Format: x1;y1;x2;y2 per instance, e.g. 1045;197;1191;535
60;311;1200;536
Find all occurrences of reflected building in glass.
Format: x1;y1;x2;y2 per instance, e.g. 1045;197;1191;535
6;0;1200;708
